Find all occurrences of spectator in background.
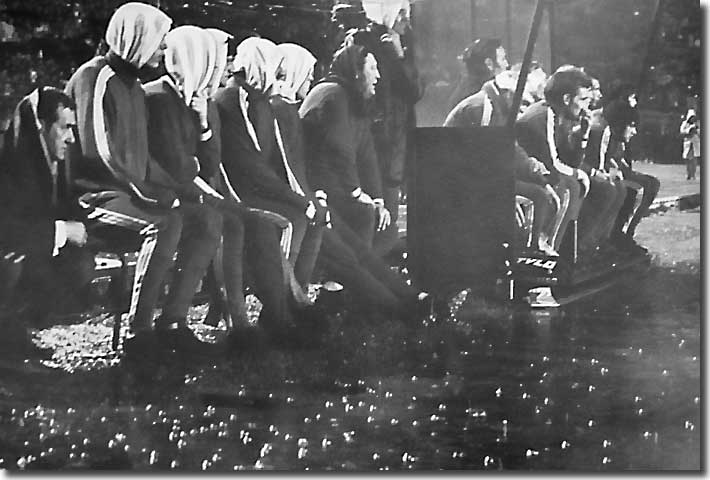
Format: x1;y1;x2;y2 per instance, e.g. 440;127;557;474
329;2;369;56
447;38;509;112
680;108;700;180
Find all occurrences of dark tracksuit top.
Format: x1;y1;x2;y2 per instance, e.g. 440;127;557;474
444;80;550;188
212;80;309;213
64;52;178;207
299;81;383;202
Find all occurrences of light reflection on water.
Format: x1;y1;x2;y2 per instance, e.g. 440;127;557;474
0;264;701;471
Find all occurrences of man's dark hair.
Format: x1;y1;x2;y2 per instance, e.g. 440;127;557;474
461;38;502;75
344;26;380;56
605;82;636;107
332;3;368;30
605;100;639;138
36;87;75;124
543;66;592;108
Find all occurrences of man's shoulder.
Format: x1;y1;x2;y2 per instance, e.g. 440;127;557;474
67;57;107;84
269;95;298;118
517;101;547;126
143;78;171;97
213;85;239;104
300;82;347;116
444;93;485;126
309;82;346;101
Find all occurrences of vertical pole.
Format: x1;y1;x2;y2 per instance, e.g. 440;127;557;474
470;0;477;39
548;0;556;69
507;0;547;128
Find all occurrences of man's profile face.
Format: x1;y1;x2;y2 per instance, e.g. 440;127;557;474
42;105;76;161
590;79;602;108
566;86;592;118
493;46;509;74
297;67;315;100
145;34;168;69
362;53;380;99
623;123;637;143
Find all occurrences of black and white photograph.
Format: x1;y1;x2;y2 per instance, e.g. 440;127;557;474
0;0;702;472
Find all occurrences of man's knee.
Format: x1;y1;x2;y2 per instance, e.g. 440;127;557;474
155;209;183;242
223;213;245;239
594;179;617;206
644;175;661;196
198;206;224;242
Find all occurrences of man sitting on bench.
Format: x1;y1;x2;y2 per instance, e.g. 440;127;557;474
65;2;220;358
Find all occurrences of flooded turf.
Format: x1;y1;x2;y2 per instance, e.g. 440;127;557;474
0;211;700;471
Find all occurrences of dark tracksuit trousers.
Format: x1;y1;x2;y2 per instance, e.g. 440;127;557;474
515;180;556;248
85;191;221;332
577;175;626;252
613;171;660;239
317;206;417;316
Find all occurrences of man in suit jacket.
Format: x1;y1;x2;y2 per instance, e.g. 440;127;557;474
0;87;93;329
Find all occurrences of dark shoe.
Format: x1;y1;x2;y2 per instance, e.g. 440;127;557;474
155;323;215;356
123;329;163;363
225;324;266;352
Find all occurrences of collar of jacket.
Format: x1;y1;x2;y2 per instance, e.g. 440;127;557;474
481;80;511;124
105;51;141;84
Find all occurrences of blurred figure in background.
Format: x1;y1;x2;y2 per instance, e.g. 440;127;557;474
448;38;509;112
680;108;700;180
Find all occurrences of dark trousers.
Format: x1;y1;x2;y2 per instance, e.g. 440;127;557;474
686;156;698;179
241;214;294;334
83;191;182;332
577;175;623;251
328;193;377;247
242;197;309;264
613;171;660;238
159;202;222;326
294;220;324;287
16;244;95;323
373;186;402;258
84;192;221;331
318;208;416;315
597;178;627;243
552;174;583;250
